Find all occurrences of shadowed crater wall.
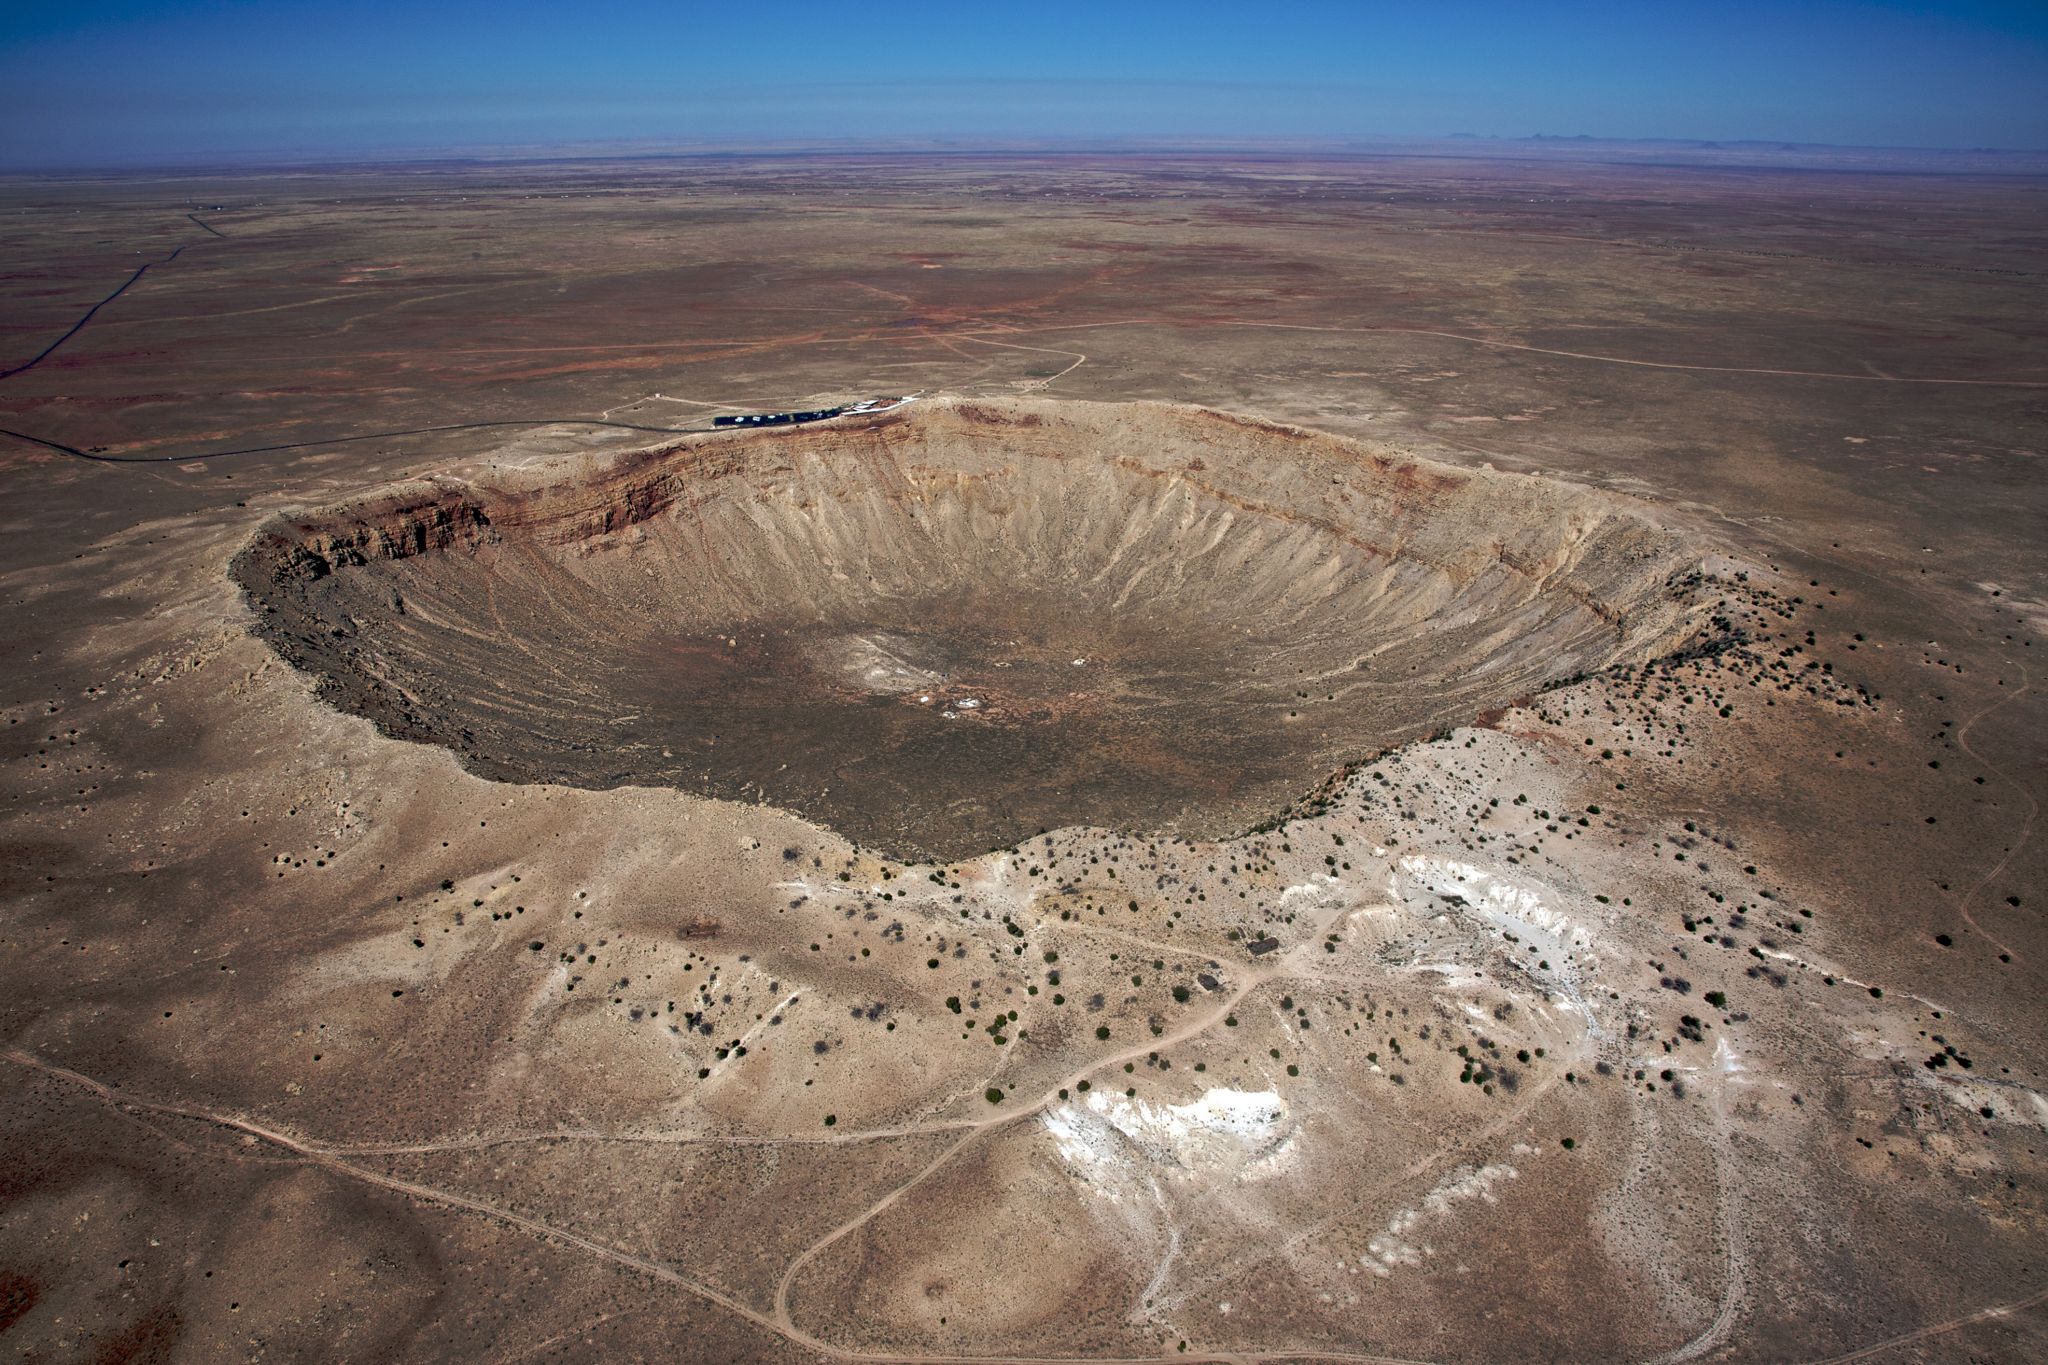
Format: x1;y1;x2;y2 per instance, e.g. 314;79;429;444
232;399;1710;860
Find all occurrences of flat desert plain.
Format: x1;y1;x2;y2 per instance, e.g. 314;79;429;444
0;148;2043;1362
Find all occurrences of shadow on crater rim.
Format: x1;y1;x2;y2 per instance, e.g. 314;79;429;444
231;397;1718;861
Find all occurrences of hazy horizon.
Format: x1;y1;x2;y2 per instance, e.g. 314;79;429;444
5;1;2047;171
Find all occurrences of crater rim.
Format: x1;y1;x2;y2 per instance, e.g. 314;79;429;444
230;397;1718;861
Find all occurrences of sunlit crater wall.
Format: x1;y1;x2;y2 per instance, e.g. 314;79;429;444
233;398;1711;859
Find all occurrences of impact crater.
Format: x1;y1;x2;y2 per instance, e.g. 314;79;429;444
234;398;1709;859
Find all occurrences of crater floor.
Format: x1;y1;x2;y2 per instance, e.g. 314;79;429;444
236;399;1705;858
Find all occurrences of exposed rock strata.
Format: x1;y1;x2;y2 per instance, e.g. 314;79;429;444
233;398;1712;859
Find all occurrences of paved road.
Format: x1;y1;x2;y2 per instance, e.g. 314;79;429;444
0;243;188;382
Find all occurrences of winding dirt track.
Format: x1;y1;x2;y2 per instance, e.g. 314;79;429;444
2;947;1439;1365
766;899;1353;1342
5;210;2042;1364
3;860;1849;1364
17;1020;2038;1365
1805;1283;2048;1363
3;893;1459;1365
1946;665;2035;961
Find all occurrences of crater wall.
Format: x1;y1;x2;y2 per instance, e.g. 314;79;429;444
232;399;1712;858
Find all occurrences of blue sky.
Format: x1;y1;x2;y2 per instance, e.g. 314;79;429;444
3;1;2045;166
